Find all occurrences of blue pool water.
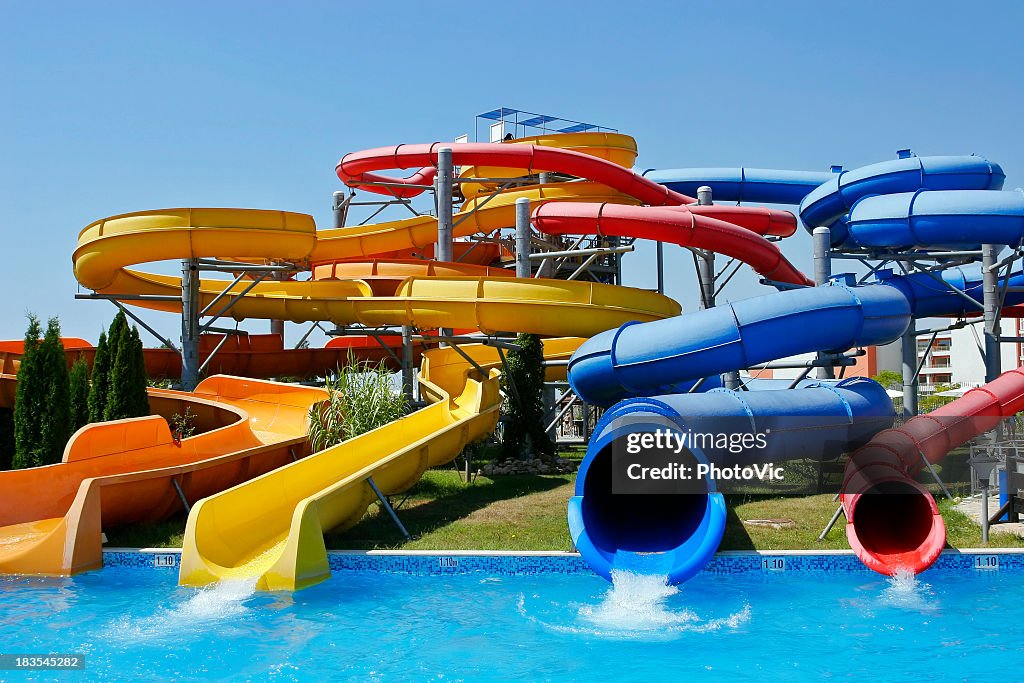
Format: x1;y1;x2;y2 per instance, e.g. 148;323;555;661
1;566;1022;681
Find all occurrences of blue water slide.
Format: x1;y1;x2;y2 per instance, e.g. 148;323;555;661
569;377;893;584
847;189;1024;249
571;153;1018;585
570;264;1024;407
799;156;1005;246
642;167;836;206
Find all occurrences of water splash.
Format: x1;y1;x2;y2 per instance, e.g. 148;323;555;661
105;578;257;641
881;567;935;611
518;570;751;639
580;571;687;631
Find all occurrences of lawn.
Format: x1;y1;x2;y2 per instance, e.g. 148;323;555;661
104;461;1024;552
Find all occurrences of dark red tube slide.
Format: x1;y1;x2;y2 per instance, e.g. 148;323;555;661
842;367;1024;575
531;202;812;287
336;142;695;206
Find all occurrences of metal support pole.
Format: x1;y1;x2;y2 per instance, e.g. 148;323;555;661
901;325;919;418
696;187;716;309
333;191;349;228
401;325;415;404
983;244;1002;383
515;197;531;278
180;258;200;391
436;147;454;344
656;242;665;294
270;267;286;343
367;477;411;540
813;227;835;380
981;477;991;544
919;451;954;501
697;186;737;389
172;478;191;514
435;147;454;263
818;504;845;541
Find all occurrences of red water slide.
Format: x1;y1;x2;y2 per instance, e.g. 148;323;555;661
842;367;1024;575
531;202;811;287
336;142;695;206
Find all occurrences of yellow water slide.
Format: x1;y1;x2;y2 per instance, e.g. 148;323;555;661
65;132;680;589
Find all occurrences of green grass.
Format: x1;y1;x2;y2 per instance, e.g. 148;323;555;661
103;514;187;548
101;463;1024;553
938;497;1024;548
325;468;576;551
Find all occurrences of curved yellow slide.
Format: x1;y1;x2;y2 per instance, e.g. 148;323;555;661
66;132;680;589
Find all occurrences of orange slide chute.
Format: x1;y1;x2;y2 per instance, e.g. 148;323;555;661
0;373;326;575
0;335;415;379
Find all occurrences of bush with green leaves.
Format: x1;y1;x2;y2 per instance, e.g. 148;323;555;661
89;313;149;422
500;333;553;460
169;406;198;440
69;356;90;432
88;330;111;422
307;356;408;452
105;315;149;420
13;315;71;468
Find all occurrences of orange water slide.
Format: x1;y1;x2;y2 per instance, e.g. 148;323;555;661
0;374;326;575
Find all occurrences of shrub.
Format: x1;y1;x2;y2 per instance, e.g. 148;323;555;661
88;330;111;422
500;333;554;460
12;314;43;468
103;313;149;421
307;356;408;452
169;406;198;441
14;315;71;468
69;356;90;432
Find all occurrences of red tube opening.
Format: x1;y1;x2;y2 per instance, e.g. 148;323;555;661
848;481;945;575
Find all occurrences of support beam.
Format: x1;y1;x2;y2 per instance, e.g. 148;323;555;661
983;243;1002;383
697;186;737;389
528;245;634;260
656;241;665;295
401;325;415;404
435;147;453;345
180;258;200;391
367;477;411;540
515;197;531;278
435;147;454;263
333;190;350;228
813;227;835;380
901;325;919;418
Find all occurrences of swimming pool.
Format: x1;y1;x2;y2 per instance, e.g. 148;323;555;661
2;562;1021;681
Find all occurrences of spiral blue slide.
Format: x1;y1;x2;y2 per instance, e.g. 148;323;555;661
568;154;1024;584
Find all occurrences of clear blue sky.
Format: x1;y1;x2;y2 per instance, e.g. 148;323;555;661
2;1;1023;344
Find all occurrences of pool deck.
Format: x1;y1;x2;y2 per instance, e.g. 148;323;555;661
956;493;1024;538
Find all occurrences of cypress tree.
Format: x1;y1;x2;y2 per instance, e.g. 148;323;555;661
13;314;44;468
38;317;71;465
500;333;554;460
129;326;150;416
69;356;90;431
105;316;131;420
104;316;149;420
88;331;110;422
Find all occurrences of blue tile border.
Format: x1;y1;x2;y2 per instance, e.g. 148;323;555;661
101;547;1024;576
